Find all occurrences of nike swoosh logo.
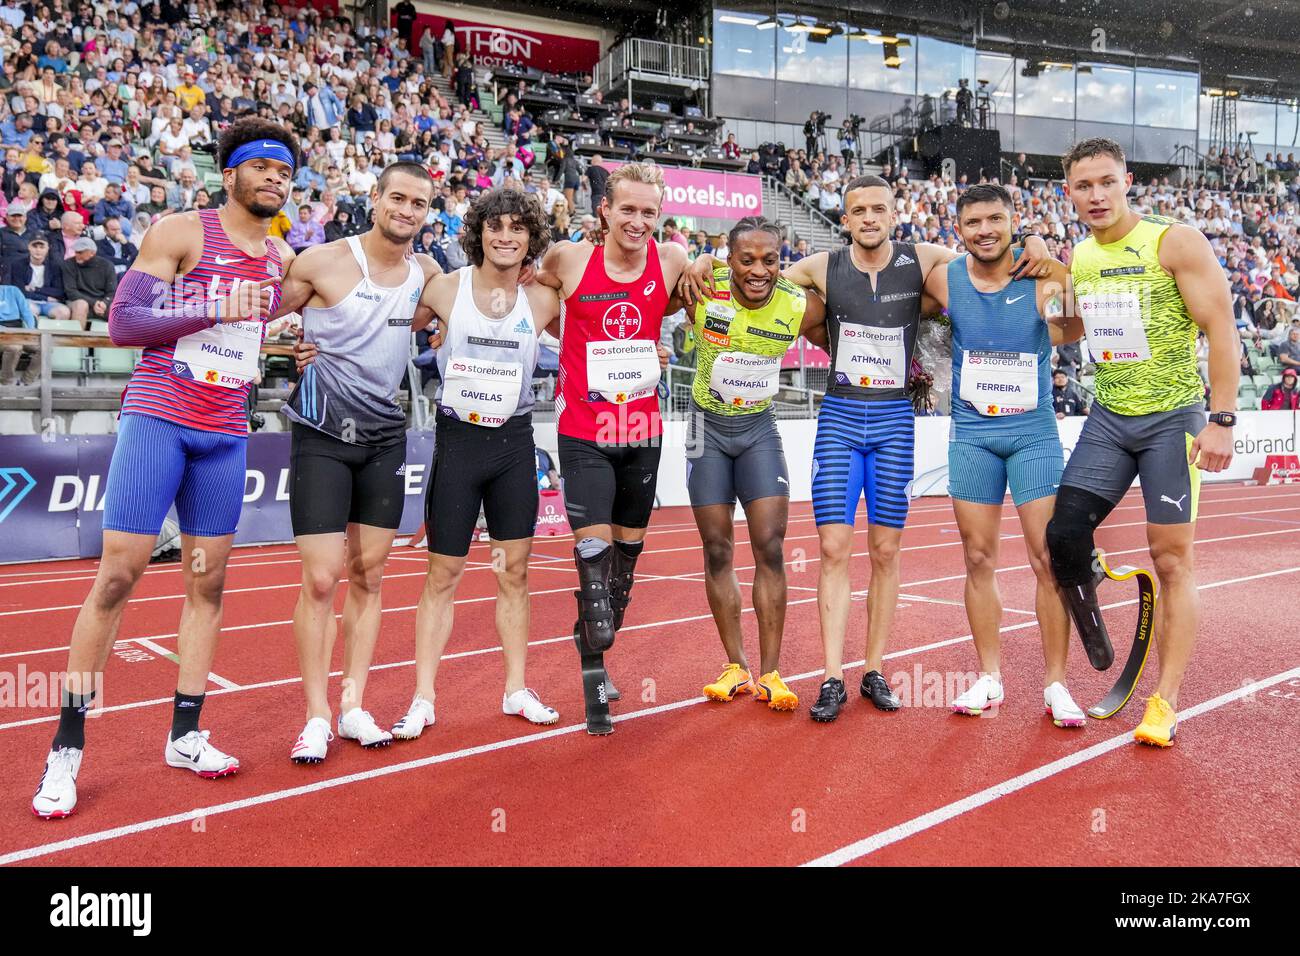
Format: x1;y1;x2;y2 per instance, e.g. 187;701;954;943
214;255;242;265
1005;295;1025;305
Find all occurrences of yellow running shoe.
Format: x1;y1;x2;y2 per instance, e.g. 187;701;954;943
755;671;799;711
1134;693;1177;747
703;663;754;702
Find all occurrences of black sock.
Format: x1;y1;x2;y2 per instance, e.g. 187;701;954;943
52;689;96;751
170;691;205;742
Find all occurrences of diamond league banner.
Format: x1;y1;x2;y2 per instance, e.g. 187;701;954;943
0;431;437;564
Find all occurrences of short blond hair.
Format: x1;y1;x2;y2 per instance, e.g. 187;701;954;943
605;161;666;203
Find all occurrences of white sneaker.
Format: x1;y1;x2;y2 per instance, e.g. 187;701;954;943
337;707;393;748
290;717;334;764
165;729;240;778
32;747;82;819
391;695;436;740
952;674;1005;716
503;688;560;725
1044;682;1087;728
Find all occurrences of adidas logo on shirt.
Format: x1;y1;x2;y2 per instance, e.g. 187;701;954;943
893;253;915;267
514;317;532;334
395;463;407;477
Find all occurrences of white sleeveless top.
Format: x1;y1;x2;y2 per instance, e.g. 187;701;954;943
436;267;538;426
283;235;425;445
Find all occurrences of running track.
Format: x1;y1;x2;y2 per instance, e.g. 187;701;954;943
0;483;1297;866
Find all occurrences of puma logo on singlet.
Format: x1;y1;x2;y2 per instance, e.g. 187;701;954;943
1160;493;1187;512
1124;245;1145;258
774;316;793;331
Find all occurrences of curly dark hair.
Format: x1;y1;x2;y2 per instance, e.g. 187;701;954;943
726;215;784;251
460;188;551;268
217;117;302;172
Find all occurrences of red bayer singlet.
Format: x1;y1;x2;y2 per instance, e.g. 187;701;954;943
557;239;670;444
119;209;284;437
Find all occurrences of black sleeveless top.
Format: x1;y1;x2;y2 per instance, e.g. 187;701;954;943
824;241;924;402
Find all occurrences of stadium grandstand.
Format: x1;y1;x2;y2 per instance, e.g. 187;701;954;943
0;0;1298;887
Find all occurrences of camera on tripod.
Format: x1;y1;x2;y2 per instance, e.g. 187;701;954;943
808;110;831;133
847;113;864;134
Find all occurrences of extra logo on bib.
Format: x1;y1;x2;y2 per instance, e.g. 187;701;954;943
442;356;522;427
959;350;1036;416
708;352;781;409
171;319;263;389
586;340;659;404
1079;291;1151;363
833;325;905;389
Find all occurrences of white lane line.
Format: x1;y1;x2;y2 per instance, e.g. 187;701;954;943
800;664;1300;867
3;522;1297;668
898;593;1036;616
1;566;1295;867
130;638;241;690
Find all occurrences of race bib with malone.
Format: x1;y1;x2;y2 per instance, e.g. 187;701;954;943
834;324;907;389
709;352;782;409
442;356;522;427
1079;291;1151;363
171;319;263;389
586;340;659;404
959;349;1037;416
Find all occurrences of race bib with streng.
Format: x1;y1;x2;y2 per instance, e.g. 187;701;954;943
709;351;782;409
171;319;263;389
834;324;906;389
442;356;522;427
586;339;659;404
1079;291;1151;363
959;349;1037;416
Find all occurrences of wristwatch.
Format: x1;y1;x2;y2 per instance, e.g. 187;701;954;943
1208;411;1237;428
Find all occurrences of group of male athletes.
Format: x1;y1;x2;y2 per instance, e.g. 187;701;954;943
32;124;1236;818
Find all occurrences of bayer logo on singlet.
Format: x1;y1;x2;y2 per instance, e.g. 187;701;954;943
601;301;643;339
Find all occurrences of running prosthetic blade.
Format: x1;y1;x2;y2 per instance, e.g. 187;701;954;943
580;650;614;735
1064;565;1114;671
1088;555;1157;719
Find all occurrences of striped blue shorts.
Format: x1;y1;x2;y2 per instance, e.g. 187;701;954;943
948;431;1063;507
811;396;915;528
102;413;248;538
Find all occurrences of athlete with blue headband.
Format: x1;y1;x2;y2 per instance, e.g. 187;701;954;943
33;119;300;820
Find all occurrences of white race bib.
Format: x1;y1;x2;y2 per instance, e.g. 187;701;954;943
1079;291;1151;363
834;324;906;389
170;319;263;389
959;349;1038;416
442;356;522;427
708;352;781;409
586;340;659;404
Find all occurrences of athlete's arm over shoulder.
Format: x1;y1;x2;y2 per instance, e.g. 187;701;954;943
416;268;460;338
1037;259;1083;345
271;239;322;318
782;250;829;297
921;250;953;309
915;242;960;279
1160;223;1238;471
799;288;828;350
534;239;587;296
409;253;443;332
525;279;561;332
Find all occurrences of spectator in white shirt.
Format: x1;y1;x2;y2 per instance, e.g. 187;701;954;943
181;105;213;150
347;155;378;197
75;161;109;206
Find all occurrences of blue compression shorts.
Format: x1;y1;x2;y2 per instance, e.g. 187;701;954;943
102;412;248;538
811;396;915;528
947;431;1063;507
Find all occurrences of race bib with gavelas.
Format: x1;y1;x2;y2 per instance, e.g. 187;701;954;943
833;324;906;389
171;320;263;389
1079;291;1151;363
959;349;1037;416
708;352;782;409
441;356;522;427
586;339;659;404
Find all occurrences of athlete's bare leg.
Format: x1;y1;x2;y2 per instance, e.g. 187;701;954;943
338;522;397;713
1147;522;1198;708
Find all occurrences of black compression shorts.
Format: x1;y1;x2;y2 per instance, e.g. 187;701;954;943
558;433;661;531
426;413;538;557
289;423;407;535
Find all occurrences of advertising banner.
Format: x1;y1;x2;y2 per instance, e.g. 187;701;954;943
404;13;601;73
607;162;763;220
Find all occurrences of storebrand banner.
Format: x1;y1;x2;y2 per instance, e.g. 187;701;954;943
402;13;601;72
0;432;437;564
606;162;763;220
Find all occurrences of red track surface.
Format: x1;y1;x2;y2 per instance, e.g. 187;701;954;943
1;483;1298;866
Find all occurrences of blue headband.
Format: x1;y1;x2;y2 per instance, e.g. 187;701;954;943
225;140;296;172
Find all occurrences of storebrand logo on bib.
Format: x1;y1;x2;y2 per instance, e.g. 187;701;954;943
601;301;643;339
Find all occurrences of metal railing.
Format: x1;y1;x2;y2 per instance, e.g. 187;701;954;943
662;364;822;420
595;38;709;89
762;174;845;249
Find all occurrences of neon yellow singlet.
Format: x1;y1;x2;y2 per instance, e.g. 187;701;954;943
691;267;805;416
1070;215;1203;416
